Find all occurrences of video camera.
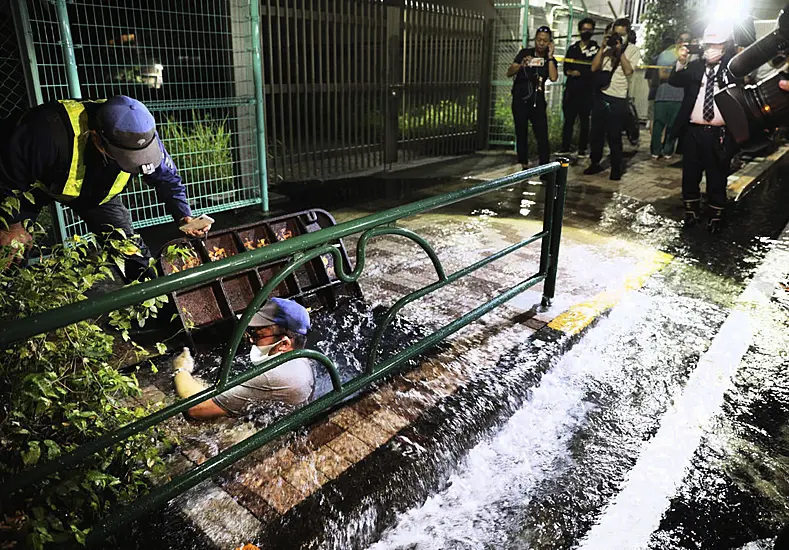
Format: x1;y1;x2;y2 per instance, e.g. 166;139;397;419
606;33;623;48
715;3;789;150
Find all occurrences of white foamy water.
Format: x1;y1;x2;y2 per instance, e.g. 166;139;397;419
367;293;653;550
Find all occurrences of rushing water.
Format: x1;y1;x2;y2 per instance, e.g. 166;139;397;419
126;161;789;550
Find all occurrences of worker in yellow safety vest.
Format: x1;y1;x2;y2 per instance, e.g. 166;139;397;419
0;95;211;280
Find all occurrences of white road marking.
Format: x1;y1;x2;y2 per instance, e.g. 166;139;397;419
579;226;789;550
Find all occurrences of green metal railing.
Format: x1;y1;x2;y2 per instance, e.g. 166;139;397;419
0;160;568;545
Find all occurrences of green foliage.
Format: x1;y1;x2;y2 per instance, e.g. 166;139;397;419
399;96;478;138
641;0;691;63
490;94;577;157
0;198;170;548
160;113;234;195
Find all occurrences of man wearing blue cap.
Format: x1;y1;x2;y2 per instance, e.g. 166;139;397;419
0;96;211;280
171;298;315;419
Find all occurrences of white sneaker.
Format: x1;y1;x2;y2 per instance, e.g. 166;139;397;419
664;154;674;161
651;154;660;160
555;150;572;156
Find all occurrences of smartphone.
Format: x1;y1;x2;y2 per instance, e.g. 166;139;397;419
529;58;546;67
179;214;215;233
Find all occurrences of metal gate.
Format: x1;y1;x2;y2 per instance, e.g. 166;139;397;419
260;0;489;183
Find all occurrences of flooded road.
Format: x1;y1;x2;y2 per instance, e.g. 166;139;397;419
129;155;789;550
309;164;789;550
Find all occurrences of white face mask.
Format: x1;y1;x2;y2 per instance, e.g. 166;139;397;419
703;46;724;64
249;339;284;364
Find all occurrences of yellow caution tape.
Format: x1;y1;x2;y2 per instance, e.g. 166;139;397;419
556;56;674;70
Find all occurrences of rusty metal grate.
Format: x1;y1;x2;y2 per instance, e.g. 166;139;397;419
158;208;362;333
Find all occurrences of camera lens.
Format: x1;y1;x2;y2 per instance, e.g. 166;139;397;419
715;70;789;150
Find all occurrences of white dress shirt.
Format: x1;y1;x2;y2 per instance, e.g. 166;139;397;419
689;62;725;126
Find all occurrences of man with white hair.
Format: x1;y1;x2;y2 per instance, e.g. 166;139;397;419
669;22;739;233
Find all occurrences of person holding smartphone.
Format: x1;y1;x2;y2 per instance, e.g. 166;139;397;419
507;26;559;170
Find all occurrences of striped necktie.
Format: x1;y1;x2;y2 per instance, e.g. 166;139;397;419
703;67;716;122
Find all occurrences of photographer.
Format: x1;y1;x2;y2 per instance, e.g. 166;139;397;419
669;22;737;233
584;18;642;181
559;18;600;157
507;26;559;170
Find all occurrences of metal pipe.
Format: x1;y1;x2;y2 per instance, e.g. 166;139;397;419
0;162;562;347
53;0;81;99
250;0;269;211
12;0;43;106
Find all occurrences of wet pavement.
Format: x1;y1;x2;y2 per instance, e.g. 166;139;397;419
129;145;789;549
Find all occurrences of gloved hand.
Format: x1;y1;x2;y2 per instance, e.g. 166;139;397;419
172;347;194;374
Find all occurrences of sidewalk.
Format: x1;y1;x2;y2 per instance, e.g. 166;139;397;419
473;138;789;206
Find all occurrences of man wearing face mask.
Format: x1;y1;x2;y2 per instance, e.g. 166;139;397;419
559;18;600;157
0;96;209;280
669;22;737;233
585;18;641;181
171;298;314;420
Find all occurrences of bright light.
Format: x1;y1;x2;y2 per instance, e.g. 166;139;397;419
712;0;749;23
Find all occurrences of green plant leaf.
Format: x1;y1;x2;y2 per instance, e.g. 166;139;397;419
22;441;42;465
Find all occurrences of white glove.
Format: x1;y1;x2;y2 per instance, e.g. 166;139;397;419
172;347;194;375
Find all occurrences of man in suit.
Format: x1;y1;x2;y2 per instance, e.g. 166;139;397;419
669;22;738;233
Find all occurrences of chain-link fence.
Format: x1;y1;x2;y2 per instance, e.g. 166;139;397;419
17;0;263;238
0;0;30;118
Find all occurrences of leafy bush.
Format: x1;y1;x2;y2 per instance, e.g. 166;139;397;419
159;114;234;196
0;198;170;548
490;94;579;157
641;0;691;63
399;96;478;139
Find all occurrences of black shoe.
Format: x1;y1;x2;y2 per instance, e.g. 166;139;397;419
683;200;701;229
583;164;604;175
707;206;725;234
609;171;622;181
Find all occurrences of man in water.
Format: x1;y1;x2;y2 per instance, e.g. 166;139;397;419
172;298;314;419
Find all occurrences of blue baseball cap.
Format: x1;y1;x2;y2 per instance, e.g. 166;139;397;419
96;95;164;175
242;298;311;335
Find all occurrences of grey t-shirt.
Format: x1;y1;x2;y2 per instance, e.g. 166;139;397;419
213;357;315;416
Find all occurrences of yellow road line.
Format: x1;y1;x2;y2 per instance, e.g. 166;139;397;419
548;250;674;335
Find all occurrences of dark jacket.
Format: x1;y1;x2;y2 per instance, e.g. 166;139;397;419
564;40;599;95
0;100;191;224
668;53;736;140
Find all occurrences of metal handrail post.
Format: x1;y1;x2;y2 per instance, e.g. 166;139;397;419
541;159;569;306
250;0;269;212
53;0;81;99
539;168;556;276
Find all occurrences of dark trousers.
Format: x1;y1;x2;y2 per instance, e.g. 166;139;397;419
681;124;731;208
512;95;550;165
590;93;628;174
71;196;155;281
29;195;154;281
561;90;593;153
